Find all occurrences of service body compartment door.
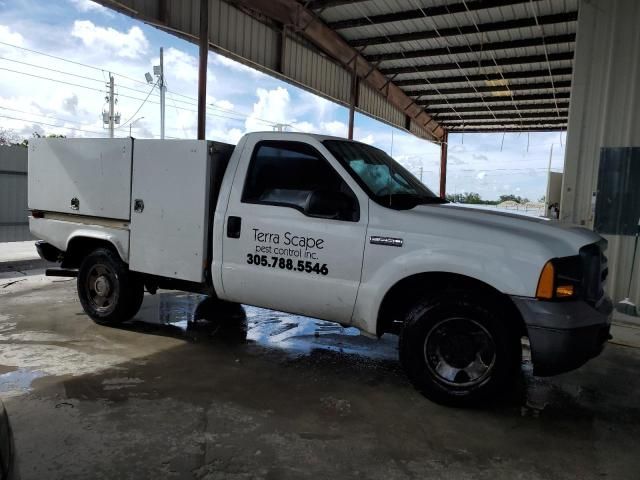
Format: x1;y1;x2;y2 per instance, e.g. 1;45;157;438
28;138;132;220
129;140;211;283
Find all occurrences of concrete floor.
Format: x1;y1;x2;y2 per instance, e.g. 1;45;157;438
1;271;640;479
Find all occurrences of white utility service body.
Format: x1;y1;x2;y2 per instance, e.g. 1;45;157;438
28;132;613;406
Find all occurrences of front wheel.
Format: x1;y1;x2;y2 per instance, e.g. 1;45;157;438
77;248;144;325
399;292;521;407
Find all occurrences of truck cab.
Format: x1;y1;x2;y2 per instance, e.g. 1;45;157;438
28;132;612;406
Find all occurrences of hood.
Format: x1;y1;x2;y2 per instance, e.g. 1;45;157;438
398;203;603;258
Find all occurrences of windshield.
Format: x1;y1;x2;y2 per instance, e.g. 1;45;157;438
323;140;446;209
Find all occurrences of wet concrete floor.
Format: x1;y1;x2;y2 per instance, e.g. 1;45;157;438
1;272;640;479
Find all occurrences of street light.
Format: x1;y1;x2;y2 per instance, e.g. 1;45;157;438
129;116;145;137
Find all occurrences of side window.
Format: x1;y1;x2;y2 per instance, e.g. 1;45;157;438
242;141;359;221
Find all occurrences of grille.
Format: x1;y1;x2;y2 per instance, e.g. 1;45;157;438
579;242;607;306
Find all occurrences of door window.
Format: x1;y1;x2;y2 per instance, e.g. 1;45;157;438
242;141;359;221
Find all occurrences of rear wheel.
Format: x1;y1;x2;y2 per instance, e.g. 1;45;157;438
77;248;144;325
399;292;521;407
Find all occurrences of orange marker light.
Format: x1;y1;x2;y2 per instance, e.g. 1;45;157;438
556;284;575;297
536;261;555;299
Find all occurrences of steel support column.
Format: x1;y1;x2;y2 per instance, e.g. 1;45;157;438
197;0;209;140
348;67;359;140
439;131;448;199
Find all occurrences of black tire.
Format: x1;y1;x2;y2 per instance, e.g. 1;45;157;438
399;291;521;407
77;248;144;325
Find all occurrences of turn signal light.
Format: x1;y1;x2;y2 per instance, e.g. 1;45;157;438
556;284;575;297
536;261;555;299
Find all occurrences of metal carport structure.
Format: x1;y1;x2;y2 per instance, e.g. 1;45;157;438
93;0;575;198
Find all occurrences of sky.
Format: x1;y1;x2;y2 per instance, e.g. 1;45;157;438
0;0;566;201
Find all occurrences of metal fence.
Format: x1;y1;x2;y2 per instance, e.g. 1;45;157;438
0;145;31;242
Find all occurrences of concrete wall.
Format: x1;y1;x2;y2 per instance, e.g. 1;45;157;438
561;0;640;304
0;145;31;242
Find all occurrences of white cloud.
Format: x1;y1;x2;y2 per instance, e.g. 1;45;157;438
69;0;113;15
157;47;199;83
71;20;148;59
245;87;290;131
319;120;346;137
476;171;487;180
357;134;375;145
213;54;265;78
0;24;24;48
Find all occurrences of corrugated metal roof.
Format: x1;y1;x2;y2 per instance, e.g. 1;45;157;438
311;0;577;132
95;0;576;138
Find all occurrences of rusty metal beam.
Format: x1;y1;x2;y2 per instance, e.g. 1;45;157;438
229;0;444;141
366;34;575;63
197;0;209;140
349;12;577;47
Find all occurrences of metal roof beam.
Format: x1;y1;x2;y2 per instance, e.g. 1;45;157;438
229;0;444;140
349;11;577;47
420;92;570;106
329;0;535;29
448;126;566;132
380;52;573;75
306;0;364;9
395;67;573;86
441;119;567;126
406;80;571;97
429;103;570;114
366;34;575;63
440;112;567;121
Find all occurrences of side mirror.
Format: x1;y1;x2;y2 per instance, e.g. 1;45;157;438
304;190;356;220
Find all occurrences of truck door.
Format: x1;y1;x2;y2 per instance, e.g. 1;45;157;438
220;137;368;324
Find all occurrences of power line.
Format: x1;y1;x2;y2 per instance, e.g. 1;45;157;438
0;113;123;137
0;55;165;97
116;80;158;129
0;105;93;126
0;40;150;88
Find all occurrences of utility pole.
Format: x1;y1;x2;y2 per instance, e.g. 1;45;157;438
159;47;165;140
108;74;115;138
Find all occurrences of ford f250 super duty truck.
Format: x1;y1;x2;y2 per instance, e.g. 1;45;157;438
27;133;613;406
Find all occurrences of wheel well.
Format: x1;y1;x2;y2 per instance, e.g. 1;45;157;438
62;237;122;268
377;272;526;337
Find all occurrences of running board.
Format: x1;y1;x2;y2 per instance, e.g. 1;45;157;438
45;268;78;278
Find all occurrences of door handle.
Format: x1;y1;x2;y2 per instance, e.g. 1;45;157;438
227;216;241;238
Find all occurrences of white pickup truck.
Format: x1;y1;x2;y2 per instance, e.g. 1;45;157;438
28;133;612;406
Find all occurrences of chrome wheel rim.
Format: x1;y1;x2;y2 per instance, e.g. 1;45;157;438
424;317;496;387
85;264;118;313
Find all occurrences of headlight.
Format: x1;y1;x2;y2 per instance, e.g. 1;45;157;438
536;256;582;300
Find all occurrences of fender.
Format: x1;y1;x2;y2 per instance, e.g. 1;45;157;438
351;245;543;336
29;217;130;263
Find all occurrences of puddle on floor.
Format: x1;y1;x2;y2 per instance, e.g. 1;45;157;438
131;292;398;362
0;368;46;396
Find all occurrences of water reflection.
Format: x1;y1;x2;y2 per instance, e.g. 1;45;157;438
128;292;398;361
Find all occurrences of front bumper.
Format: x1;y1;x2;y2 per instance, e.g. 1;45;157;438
512;296;613;376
